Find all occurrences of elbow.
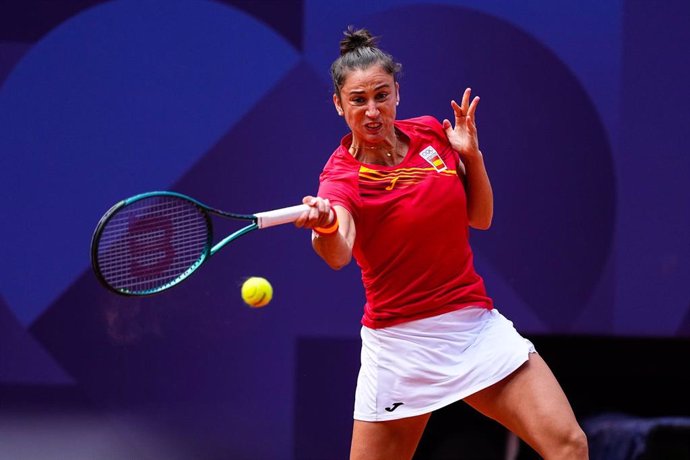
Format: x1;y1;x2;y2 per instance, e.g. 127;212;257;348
469;216;493;230
312;240;352;270
467;203;493;230
327;254;352;270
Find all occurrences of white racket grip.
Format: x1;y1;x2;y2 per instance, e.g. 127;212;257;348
255;204;310;229
255;204;336;229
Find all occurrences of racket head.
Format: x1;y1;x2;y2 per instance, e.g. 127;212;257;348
91;191;213;296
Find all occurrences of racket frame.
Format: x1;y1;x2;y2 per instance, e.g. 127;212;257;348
91;191;261;296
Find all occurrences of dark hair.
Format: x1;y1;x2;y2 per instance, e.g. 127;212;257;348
330;26;402;97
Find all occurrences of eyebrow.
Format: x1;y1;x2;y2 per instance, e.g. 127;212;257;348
347;83;391;95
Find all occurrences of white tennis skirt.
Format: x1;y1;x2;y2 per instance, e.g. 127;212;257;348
353;307;535;422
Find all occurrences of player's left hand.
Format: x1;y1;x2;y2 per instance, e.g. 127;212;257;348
443;87;481;161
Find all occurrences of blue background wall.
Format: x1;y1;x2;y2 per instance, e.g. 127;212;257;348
1;1;688;458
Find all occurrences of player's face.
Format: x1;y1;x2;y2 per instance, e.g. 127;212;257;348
334;65;399;147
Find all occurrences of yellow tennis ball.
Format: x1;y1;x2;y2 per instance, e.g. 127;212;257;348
241;277;273;308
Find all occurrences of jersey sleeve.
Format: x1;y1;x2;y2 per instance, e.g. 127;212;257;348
419;116;453;149
317;155;360;220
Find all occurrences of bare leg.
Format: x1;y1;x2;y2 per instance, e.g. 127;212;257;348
464;353;588;459
350;413;431;460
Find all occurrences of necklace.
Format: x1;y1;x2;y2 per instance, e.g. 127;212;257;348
350;146;394;157
350;133;399;159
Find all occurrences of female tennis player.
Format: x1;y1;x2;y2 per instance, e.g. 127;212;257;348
296;27;588;459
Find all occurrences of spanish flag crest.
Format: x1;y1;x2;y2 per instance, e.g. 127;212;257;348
419;146;447;172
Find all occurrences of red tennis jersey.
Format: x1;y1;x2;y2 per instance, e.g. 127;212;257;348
318;116;493;329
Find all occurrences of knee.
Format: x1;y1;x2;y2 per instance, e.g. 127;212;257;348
540;424;588;459
563;426;589;459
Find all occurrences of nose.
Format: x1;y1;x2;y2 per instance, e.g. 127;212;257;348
365;101;379;118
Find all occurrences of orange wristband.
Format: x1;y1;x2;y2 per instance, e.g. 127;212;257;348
313;211;339;236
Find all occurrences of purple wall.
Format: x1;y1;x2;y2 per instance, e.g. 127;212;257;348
1;1;688;458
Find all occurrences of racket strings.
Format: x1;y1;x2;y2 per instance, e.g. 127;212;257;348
96;197;210;293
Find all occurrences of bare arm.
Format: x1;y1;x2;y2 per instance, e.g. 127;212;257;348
295;196;355;270
443;88;494;230
457;151;493;230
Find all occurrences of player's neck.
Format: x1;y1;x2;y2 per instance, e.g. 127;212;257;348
349;130;407;166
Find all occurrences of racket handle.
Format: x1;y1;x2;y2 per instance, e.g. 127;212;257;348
255;204;309;228
255;204;336;229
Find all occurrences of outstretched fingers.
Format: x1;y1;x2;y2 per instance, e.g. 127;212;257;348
451;88;480;124
451;99;463;122
461;87;471;112
467;94;479;119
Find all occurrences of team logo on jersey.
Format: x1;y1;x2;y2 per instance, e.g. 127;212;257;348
419;146;447;172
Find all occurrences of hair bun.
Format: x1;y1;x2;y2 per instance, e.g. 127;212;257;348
339;26;378;56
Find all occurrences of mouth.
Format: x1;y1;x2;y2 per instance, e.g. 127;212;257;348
364;122;382;133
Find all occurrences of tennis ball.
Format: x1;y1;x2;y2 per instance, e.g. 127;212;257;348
241;276;273;308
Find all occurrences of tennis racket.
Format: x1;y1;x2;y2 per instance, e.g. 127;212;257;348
91;191;315;296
